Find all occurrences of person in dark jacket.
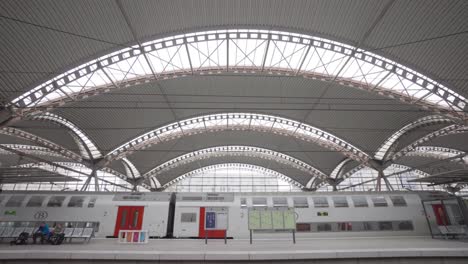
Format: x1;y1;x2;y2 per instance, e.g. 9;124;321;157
33;222;49;244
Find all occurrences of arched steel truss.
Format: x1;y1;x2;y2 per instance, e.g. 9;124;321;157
105;112;370;166
374;115;454;161
121;157;141;179
142;145;328;189
0;144;66;159
32;112;102;160
391;124;468;162
161;163;304;190
9;29;466;120
0;127;82;162
405;146;467;165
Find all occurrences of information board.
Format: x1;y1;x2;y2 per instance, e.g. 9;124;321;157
272;211;284;229
248;210;261;230
283;209;296;229
260;211;273;229
248;208;296;230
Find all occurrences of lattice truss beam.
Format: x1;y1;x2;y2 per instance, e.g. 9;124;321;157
141;145;328;189
391;124;468;163
9;29;466;120
104;112;371;167
0;127;82;162
405;146;467;165
0;144;66;159
374;115;455;161
161;163;304;191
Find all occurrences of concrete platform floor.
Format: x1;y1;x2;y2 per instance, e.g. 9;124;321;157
0;236;467;263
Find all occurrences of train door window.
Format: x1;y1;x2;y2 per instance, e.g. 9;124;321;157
378;221;393;231
351;196;368;207
252;197;267;208
293;197;309;208
273;197;288;208
120;210;128;228
390;196;407;207
296;223;311;232
371;196;388;207
396;221;414;230
317;223;332;231
240;198;247;208
88;197;97;208
363;221;379;231
332;197;349;208
26;196;45;207
131;210;139;228
181;213;197;223
47;196;66;207
68;196;85;208
5;195;26;207
313;197;329;208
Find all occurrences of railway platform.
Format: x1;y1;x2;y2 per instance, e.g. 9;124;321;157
0;236;467;263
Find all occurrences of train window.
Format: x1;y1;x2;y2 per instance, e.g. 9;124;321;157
293;197;308;208
390;196;407;207
378;221;393;231
351;196;368;207
396;221;413;231
273;197;288;207
181;213;197;223
332;197;349;208
68;196;85;208
296;223;311;232
252;197;268;208
5;195;26;207
47;196;66;207
26;196;45;207
88;197;97;208
240;198;247;208
371;196;388;207
337;222;352;231
313;197;329;208
317;223;332;232
0;196;6;205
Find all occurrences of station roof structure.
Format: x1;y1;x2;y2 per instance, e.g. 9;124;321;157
0;0;467;192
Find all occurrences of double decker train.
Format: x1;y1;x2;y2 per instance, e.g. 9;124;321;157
0;190;467;239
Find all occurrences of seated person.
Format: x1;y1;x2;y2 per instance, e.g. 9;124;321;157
51;224;64;235
33;222;50;244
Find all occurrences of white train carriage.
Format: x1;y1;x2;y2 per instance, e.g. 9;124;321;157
1;190;466;240
0;191;171;238
172;191;467;239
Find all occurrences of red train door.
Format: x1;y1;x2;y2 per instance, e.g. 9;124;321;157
198;207;226;238
114;206;145;237
432;204;449;226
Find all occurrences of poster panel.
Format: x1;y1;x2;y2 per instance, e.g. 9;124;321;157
272;210;284;229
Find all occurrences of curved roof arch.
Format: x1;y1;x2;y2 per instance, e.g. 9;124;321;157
405;146;467;165
0;127;82;162
31;112;102;160
9;29;466;120
160;163;304;191
104;112;371;166
0;144;68;159
374;115;454;161
391;124;468;162
141;145;328;189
